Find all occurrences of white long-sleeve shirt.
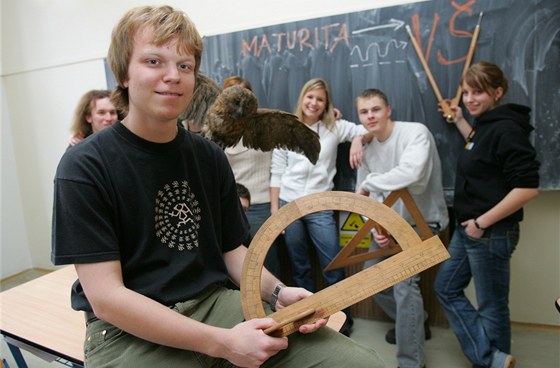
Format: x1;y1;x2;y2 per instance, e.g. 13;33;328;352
357;121;449;229
271;119;366;202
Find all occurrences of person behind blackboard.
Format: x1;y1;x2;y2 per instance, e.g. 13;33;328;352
67;89;119;148
52;6;383;367
435;61;540;368
352;88;449;368
222;76;283;278
270;78;367;336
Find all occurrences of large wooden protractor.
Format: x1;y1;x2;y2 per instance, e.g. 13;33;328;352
240;191;449;337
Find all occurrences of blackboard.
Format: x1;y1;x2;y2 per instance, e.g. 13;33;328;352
200;0;560;192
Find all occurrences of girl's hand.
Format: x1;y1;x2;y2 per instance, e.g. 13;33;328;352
438;99;464;123
461;219;484;239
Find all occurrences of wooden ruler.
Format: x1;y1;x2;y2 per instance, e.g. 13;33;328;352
240;191;449;337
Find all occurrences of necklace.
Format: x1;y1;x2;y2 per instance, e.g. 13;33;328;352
465;124;476;150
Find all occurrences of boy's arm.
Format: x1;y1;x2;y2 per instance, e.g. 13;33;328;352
76;260;287;366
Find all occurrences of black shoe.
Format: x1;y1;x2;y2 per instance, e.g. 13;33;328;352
385;328;396;344
385;320;431;344
340;317;354;337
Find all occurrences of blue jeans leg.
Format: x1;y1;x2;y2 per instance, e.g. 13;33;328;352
246;202;282;278
304;210;345;286
435;222;519;367
364;239;425;368
281;202;344;292
283;215;314;291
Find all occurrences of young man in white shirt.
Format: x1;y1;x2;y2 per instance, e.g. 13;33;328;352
352;88;449;368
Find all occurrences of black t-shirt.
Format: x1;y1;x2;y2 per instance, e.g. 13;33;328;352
52;122;249;312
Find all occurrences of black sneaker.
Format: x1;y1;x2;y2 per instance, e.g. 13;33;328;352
385;320;431;344
340;317;354;337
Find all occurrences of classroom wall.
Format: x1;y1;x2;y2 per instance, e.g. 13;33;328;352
1;0;558;326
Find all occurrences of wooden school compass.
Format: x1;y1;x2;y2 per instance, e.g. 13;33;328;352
240;190;449;337
405;12;483;123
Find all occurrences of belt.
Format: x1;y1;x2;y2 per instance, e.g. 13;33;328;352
85;311;99;325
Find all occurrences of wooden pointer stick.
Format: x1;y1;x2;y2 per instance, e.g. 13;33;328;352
405;25;454;123
451;12;483;107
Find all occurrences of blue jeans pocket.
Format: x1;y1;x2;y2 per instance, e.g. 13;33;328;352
488;223;519;259
465;233;490;245
491;227;519;259
464;222;519;260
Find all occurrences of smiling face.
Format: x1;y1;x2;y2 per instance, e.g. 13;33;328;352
461;81;503;117
86;97;118;133
356;95;393;142
124;27;196;128
301;87;327;125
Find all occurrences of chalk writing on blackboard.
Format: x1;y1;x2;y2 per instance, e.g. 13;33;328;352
241;23;350;57
200;0;560;191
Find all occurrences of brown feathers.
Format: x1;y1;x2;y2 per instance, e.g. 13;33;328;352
203;86;321;164
180;73;221;129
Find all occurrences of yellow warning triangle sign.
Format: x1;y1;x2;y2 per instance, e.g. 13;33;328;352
341;212;366;231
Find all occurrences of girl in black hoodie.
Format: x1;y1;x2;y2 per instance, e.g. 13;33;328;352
435;61;540;368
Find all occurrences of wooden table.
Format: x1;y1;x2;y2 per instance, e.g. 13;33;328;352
0;265;347;367
0;266;84;367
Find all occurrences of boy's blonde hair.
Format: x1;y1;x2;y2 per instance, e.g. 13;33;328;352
108;5;204;114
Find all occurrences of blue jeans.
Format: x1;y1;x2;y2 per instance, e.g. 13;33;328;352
435;221;519;367
280;200;345;292
246;202;282;278
363;226;436;368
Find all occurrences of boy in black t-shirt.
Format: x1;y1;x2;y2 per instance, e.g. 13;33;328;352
51;5;383;367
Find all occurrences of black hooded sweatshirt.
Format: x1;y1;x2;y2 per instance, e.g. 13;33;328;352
453;103;540;224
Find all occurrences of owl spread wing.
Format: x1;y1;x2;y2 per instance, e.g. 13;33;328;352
241;109;321;164
181;73;221;128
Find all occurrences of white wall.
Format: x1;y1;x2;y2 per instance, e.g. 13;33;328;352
1;0;558;326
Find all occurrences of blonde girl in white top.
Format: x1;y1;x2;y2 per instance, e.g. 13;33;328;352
270;78;366;335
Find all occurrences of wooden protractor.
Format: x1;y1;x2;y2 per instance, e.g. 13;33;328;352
240;191;449;337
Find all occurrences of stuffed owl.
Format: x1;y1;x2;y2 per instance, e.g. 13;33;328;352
203;85;320;164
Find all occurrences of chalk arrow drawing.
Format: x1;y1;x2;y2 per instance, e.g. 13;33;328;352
352;19;406;35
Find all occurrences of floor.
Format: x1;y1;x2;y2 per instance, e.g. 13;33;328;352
2;270;559;367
